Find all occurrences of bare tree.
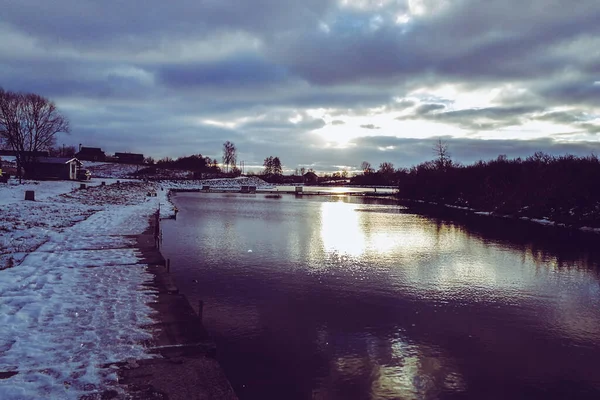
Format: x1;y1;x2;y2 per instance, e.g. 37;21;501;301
360;161;374;174
378;161;395;175
0;88;70;181
433;139;451;170
222;141;237;173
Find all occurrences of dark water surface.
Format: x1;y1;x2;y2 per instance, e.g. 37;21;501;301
161;193;600;400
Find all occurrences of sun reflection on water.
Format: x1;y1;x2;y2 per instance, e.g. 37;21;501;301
319;201;439;258
320;201;366;257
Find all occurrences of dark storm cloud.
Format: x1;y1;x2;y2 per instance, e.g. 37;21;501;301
267;0;600;86
1;0;335;49
157;55;291;89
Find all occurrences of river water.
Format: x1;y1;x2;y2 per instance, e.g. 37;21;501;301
161;192;600;400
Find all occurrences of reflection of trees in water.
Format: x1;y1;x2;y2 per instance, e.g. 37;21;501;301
310;329;467;400
410;204;600;274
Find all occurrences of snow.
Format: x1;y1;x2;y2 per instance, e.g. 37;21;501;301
155;176;274;218
0;179;162;399
1;167;598;397
406;198;600;234
0;172;274;398
0;178;122;206
158;176;274;190
86;162;151;179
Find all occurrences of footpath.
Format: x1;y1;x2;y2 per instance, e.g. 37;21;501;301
0;181;237;399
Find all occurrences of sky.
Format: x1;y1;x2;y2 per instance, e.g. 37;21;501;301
1;0;599;173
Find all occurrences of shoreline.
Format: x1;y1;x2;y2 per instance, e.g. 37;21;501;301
116;215;238;399
0;179;238;399
397;197;600;235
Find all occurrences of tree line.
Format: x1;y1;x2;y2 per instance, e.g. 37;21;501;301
397;150;600;227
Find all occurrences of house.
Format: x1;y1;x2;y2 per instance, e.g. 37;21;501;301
25;157;83;180
303;171;318;185
76;146;106;161
115;152;144;164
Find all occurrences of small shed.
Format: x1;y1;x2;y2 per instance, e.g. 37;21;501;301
25;157;83;180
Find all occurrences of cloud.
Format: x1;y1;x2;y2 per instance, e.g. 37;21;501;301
2;0;599;173
399;105;542;131
0;0;335;50
156;55;291;89
413;103;445;115
539;79;600;106
360;124;380;129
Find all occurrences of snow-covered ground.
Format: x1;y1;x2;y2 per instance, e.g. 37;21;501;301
84;162;142;179
85;162;193;180
0;179;162;399
0;178;123;206
158;176;275;191
0;172;273;398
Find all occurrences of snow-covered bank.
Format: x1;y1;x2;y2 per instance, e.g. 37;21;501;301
154;176;274;218
0;178;122;206
159;176;274;191
401;199;600;234
0;180;161;399
0;175;275;398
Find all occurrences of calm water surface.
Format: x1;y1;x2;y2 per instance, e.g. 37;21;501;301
161;193;600;400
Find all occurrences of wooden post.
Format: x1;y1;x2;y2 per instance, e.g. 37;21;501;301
198;300;204;321
153;209;160;249
24;190;35;201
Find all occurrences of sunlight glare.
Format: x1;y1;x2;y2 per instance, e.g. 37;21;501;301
320;201;365;256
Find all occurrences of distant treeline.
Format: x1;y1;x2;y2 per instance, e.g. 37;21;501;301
142;154;222;174
397;152;600;227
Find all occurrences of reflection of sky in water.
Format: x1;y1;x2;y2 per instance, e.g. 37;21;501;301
315;198;600;345
162;193;600;399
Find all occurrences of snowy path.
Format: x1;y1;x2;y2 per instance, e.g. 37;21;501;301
0;183;162;399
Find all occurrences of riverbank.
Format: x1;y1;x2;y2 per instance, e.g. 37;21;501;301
116;222;237;399
0;179;237;399
398;197;600;235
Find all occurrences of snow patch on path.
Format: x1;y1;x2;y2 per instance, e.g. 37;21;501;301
0;181;161;399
